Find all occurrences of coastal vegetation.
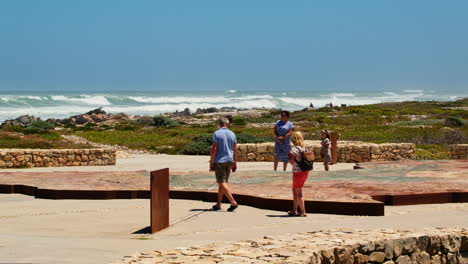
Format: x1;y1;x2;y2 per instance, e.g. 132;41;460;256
0;99;466;159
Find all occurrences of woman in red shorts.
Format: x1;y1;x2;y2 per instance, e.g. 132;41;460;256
288;131;309;217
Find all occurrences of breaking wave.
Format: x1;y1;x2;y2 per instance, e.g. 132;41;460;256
0;89;465;122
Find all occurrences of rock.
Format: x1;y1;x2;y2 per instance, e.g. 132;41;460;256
411;252;430;264
369;252;386;262
86;107;106;115
431;255;441;264
402;237;418;255
353;253;369;264
446;253;457;264
321;249;335;264
396;255;412;264
333;246;353;264
441;235;461;253
418;235;430;252
16;115;41;126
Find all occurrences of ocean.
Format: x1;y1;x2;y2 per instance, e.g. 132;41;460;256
0;89;465;122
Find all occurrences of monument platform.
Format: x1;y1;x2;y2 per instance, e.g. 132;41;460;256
0;160;467;216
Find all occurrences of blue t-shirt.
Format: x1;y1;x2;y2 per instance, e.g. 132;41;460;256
212;127;237;163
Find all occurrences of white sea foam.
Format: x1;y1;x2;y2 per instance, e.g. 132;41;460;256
0;90;464;122
51;95;111;105
328;93;355;97
105;99;277;114
403;89;424;93
129;96;231;104
227;89;237;93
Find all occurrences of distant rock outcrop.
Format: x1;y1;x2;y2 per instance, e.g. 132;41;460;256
1;108;135;127
0;115;42;128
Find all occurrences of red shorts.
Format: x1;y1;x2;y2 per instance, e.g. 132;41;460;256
292;171;309;188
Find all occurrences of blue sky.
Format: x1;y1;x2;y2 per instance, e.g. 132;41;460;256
0;1;467;92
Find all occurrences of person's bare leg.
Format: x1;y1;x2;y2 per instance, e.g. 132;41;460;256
292;188;298;214
219;182;238;206
324;161;329;171
296;188;306;216
283;162;288;171
216;184;224;208
274;158;279;170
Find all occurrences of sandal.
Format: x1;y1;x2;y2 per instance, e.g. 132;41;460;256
212;204;221;211
227;205;238;212
287;211;297;216
297;214;307;217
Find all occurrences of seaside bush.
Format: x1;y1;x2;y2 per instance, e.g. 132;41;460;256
415;145;450;160
152;116;178;127
444;117;464;127
23;121;55;134
114;124;138;131
179;134;212;155
39;132;61;140
236;133;269;143
232;116;247;126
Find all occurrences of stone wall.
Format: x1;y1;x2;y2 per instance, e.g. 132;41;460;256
237;141;415;163
450;144;468;159
116;228;468;264
0;149;116;168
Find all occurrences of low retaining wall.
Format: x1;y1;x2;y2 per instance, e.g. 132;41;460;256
0;149;116;168
118;229;468;264
238;141;415;163
450;144;468;159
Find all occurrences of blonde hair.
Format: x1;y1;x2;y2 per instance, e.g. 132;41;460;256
291;131;305;147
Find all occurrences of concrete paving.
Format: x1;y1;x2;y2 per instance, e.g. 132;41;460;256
0;194;467;264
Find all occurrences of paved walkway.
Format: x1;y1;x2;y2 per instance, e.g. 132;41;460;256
0;194;467;264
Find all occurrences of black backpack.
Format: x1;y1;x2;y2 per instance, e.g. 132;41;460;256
295;147;314;171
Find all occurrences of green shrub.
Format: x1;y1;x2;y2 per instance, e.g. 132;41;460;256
40;132;61;140
315;115;331;124
232;116;247;126
114;124;137;131
179;134;212;155
153;116;178;127
444;117;464;127
64;123;77;129
415;145;450;160
133;116;155;126
236;133;269;143
24;121;54;134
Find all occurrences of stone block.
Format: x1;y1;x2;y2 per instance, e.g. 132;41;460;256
334;246;353;264
369;251;386;262
460;235;468;252
402;237;418;255
396;255;411;264
320;249;335;264
441;235;461;253
431;255;441;264
446;253;457;264
428;236;442;255
353;253;369;264
411;252;430;264
247;153;256;161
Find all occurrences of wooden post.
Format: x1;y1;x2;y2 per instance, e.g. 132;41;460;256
331;132;338;165
150;168;169;233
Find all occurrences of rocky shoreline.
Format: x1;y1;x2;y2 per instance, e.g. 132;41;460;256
0;106;270;128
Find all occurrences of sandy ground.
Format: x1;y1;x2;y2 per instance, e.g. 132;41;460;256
0;194;467;264
0;155;466;263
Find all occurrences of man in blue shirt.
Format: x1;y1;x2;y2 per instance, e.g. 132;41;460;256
210;117;239;212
